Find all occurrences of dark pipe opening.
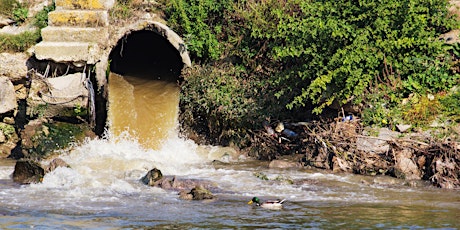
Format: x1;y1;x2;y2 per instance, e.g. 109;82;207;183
108;30;184;82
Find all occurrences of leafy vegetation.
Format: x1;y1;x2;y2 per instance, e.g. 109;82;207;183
109;0;136;22
0;123;15;139
0;1;54;53
0;0;26;23
0;30;41;52
12;5;28;24
33;3;55;29
161;0;232;61
163;0;460;146
179;64;259;145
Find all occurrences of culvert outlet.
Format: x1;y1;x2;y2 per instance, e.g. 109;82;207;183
109;23;191;82
97;22;191;137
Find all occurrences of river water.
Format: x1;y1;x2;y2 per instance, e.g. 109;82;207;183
0;74;459;229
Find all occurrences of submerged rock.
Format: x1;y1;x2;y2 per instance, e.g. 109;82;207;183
45;158;70;173
142;168;219;195
151;176;217;191
12;160;45;184
268;159;302;169
179;185;214;200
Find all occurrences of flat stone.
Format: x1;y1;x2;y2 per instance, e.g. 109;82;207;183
34;41;101;64
357;128;399;154
48;10;109;27
41;26;109;44
55;0;115;10
396;124;412;133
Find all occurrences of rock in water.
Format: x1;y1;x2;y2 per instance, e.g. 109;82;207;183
141;168;163;186
12;160;45;184
45;158;70;173
179;185;214;200
190;185;214;200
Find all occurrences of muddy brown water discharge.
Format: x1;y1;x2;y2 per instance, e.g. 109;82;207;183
108;73;179;149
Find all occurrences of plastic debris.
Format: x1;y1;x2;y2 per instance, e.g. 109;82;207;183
275;123;285;133
342;115;353;122
282;128;297;138
262;121;275;136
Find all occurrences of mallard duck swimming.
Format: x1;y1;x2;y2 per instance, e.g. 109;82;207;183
248;197;286;210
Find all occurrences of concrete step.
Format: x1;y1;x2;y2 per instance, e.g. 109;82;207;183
34;41;100;64
48;10;108;27
55;0;115;10
41;26;108;43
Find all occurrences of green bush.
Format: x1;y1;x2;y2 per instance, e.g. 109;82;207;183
0;123;15;139
168;0;460;145
440;88;460;122
12;5;27;23
160;0;232;61
33;2;55;29
180;64;258;145
237;0;459;114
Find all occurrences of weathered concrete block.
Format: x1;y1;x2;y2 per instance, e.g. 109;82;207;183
48;10;108;27
41;26;109;44
27;72;89;118
34;41;101;64
55;0;115;10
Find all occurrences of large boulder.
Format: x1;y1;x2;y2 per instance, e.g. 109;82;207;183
12;160;45;184
0;77;17;114
0;53;29;82
141;168;163;186
18;119;93;159
393;149;422;180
